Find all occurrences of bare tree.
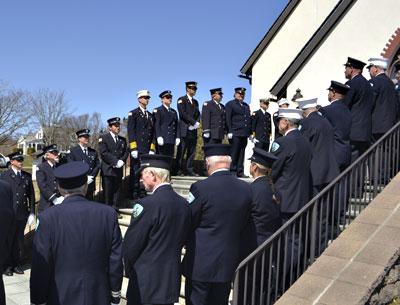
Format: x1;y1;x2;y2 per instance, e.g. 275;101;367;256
0;82;31;145
30;89;71;146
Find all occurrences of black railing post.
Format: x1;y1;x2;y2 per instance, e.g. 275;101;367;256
309;204;317;262
373;147;379;198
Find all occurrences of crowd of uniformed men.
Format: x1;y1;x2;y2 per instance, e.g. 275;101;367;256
0;55;400;305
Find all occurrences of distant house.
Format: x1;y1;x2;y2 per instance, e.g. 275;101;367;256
17;128;44;155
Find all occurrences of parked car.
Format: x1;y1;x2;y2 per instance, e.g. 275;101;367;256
0;153;9;169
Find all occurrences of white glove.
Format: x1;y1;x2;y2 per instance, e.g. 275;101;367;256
131;150;138;159
228;133;233;139
111;303;119;305
149;150;155;155
203;132;210;139
157;137;164;146
193;122;200;129
87;175;94;184
253;138;259;144
175;138;181;146
53;196;64;205
27;213;35;226
116;160;124;168
188;125;195;131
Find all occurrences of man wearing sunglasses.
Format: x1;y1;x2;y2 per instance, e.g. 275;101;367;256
127;90;156;199
153;90;180;158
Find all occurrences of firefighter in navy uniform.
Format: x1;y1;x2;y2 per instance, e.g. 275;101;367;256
36;144;64;213
250;98;272;151
67;129;101;200
123;154;191;305
273;98;290;141
30;161;123;305
343;57;374;160
225;87;252;177
183;144;252;305
201;88;227;144
153;90;181;158
0;180;14;305
176;81;201;176
0;151;35;276
127;90;156;198
99;117;129;214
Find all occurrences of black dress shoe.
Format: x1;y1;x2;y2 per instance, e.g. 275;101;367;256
13;267;24;275
3;267;13;276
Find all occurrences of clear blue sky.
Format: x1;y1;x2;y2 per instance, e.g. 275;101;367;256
0;0;288;122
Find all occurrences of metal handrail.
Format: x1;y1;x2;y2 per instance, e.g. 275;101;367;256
233;120;400;305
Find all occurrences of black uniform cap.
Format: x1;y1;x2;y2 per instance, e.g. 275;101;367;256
8;150;24;161
37;144;59;158
210;88;223;95
159;90;173;98
107;117;121;126
185;81;198;89
76;129;91;137
327;81;350;95
344;57;366;70
135;154;172;176
248;147;278;168
234;87;246;94
203;144;231;158
54;161;90;189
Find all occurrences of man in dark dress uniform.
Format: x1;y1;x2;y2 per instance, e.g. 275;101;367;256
201;88;227;144
320;81;352;172
99;117;129;213
127;90;156;197
367;57;398;141
298;98;340;194
226;87;252;177
183;144;252;305
273;98;289;140
153;90;180;158
0;151;35;276
67;129;101;200
123;154;191;305
30;162;123;305
0;180;14;305
36;144;63;213
343;57;374;160
176;81;201;176
251;98;272;151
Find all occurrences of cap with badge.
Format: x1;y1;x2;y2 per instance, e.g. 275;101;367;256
107;117;121;126
327;81;350;95
8;151;24;162
37;144;59;158
367;57;388;69
159;90;173;98
277;108;303;120
76;129;90;137
248;147;278;168
186;81;198;89
54;161;89;189
278;98;290;106
234;87;246;95
297;97;318;110
210;88;223;95
203;144;231;158
344;57;366;70
137;89;151;99
259;98;270;104
135;154;172;175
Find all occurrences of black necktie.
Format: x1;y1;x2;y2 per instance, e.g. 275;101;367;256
84;148;88;155
17;171;21;179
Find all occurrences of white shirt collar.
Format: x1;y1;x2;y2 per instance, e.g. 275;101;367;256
210;168;229;176
47;160;54;168
139;105;147;113
186;94;193;101
285;128;297;136
163;104;170;111
11;166;20;175
152;182;170;193
79;144;88;151
109;131;117;139
260;108;266;114
330;98;340;103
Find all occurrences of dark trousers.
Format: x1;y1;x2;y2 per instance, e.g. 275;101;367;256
0;275;4;305
350;140;370;162
102;175;122;210
129;156;146;199
230;136;248;176
203;138;222;144
176;136;197;174
85;180;96;201
255;140;270;151
5;219;26;269
185;279;231;305
157;143;175;158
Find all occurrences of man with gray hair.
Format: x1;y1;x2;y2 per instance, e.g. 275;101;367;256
183;144;252;305
123;154;191;305
30;161;123;305
367;57;398;141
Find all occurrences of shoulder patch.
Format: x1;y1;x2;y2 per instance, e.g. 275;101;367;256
98;137;103;142
270;142;280;152
252;112;256;116
128;112;132;116
370;82;374;87
204;102;208;106
177;99;183;104
132;203;144;218
187;192;195;204
153;109;158;113
298;124;302;130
